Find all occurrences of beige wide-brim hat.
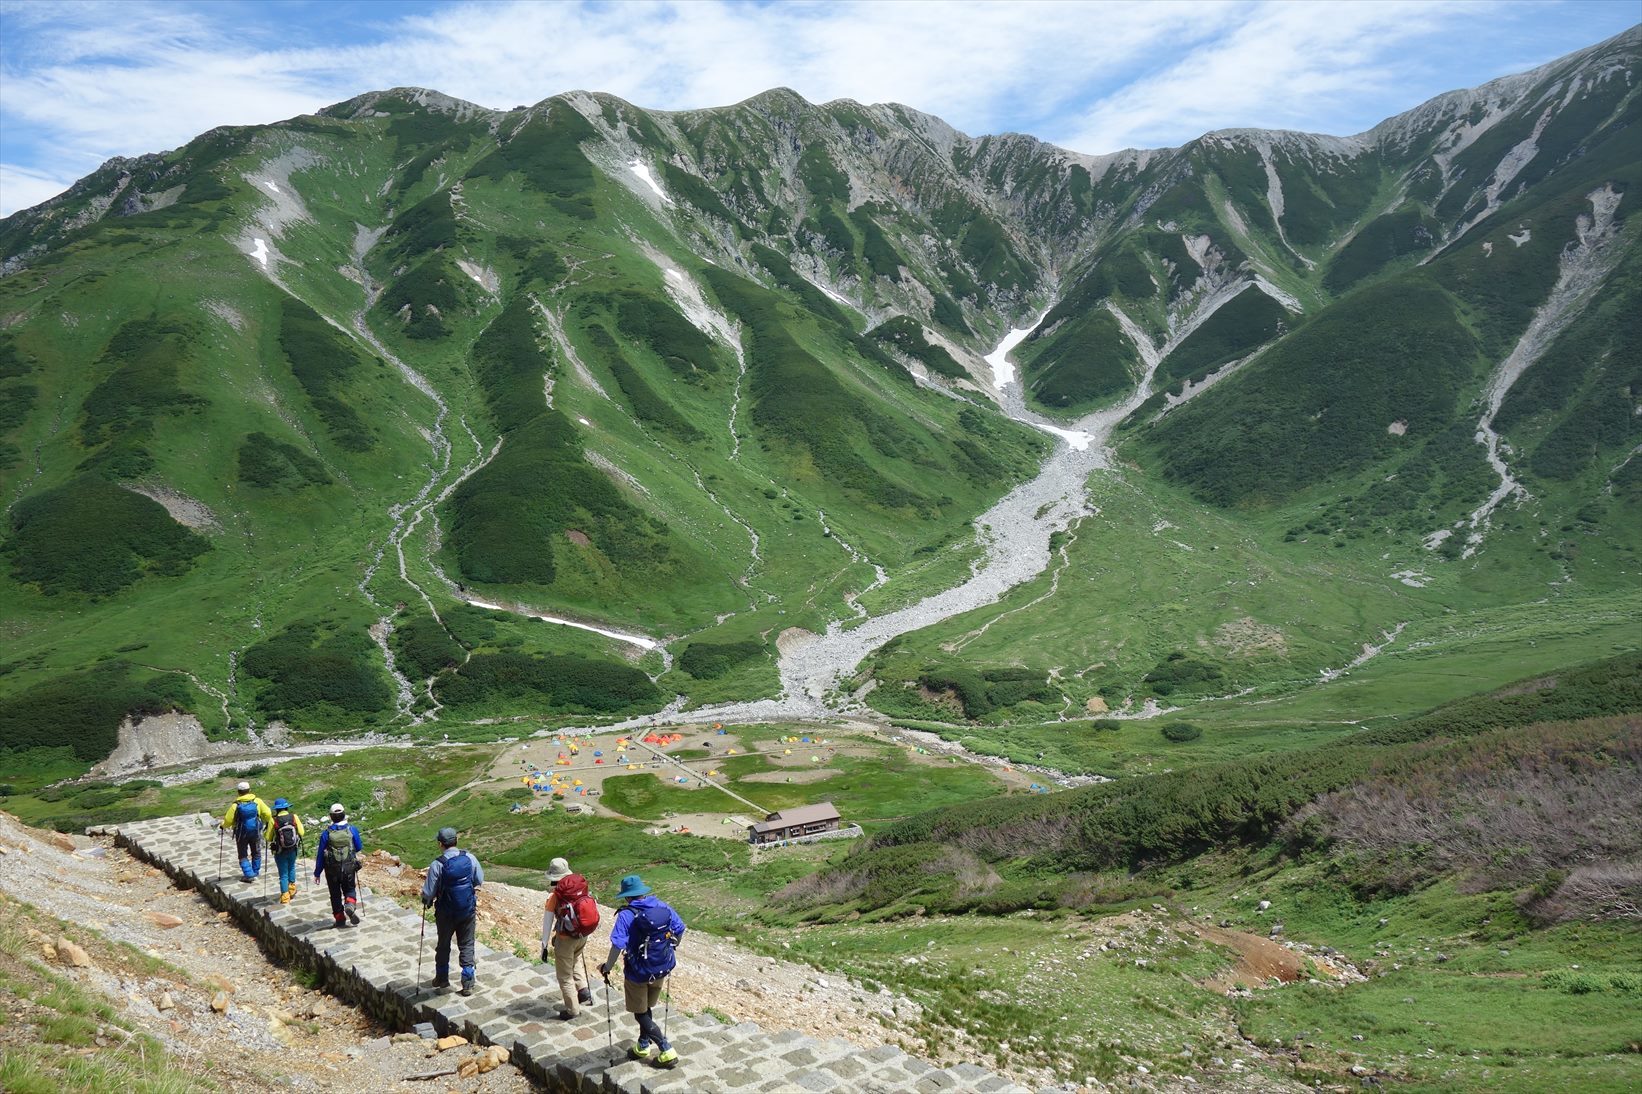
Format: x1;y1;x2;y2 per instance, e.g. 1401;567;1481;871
546;857;572;883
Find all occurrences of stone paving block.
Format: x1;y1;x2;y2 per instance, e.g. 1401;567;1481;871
820;1055;867;1080
793;1070;843;1092
917;1069;961;1092
951;1061;991;1081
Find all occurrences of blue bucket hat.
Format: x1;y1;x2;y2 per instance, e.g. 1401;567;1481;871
272;797;290;810
614;874;651;901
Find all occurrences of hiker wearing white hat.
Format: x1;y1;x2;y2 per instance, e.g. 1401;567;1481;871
542;857;599;1019
218;781;272;884
312;804;363;929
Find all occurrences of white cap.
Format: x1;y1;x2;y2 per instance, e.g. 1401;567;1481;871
329;803;346;817
236;781;250;792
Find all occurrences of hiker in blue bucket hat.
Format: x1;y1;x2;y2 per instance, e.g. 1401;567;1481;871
598;874;686;1069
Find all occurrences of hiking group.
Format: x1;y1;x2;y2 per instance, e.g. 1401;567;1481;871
544;858;686;1069
217;783;690;1069
217;782;361;924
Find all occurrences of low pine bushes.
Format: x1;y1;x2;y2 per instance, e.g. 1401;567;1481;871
436;651;660;714
466;106;598;219
240;618;393;725
236;432;330;489
391;613;465;680
677;639;765;679
582;323;703;441
4;475;209;596
0;662;192;762
277;296;374;449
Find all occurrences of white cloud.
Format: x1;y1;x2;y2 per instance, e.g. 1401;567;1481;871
1055;1;1498;151
0;0;1626;217
0;163;75;218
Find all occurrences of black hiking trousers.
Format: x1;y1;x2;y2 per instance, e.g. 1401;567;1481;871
324;866;358;921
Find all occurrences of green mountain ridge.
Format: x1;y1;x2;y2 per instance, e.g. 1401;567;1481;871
0;27;1638;773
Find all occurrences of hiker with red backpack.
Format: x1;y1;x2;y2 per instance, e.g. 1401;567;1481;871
312;804;363;928
219;781;272;884
541;857;599;1020
597;874;685;1069
269;798;305;903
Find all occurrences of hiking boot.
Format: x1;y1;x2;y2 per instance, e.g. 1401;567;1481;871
240;875;255;884
629;1043;654;1061
332;918;348;929
345;902;360;925
577;987;593;1006
279;891;292;904
555;1008;576;1021
459;978;475;997
430;975;450;989
655;1048;679;1069
286;881;298;896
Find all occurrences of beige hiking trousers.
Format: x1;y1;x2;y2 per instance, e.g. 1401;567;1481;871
552;932;589;1012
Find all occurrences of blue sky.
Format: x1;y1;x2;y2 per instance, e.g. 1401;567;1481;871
1;0;1636;216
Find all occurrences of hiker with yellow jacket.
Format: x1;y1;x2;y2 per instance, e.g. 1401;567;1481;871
218;781;272;884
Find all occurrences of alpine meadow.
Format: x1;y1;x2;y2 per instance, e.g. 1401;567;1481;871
1;21;1639;1093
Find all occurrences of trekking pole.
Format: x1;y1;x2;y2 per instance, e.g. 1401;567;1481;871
416;908;427;990
217;828;224;884
662;979;670;1045
602;964;612;1050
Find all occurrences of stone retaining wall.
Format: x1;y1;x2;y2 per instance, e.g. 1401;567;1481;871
113;814;1033;1093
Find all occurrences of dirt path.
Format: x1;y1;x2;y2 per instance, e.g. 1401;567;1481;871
0;811;533;1093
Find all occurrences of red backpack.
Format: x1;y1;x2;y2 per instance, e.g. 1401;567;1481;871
553;874;600;938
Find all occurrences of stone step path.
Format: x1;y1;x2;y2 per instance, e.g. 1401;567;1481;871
114;814;1034;1093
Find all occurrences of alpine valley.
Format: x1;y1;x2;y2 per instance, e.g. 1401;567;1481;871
0;24;1639;1093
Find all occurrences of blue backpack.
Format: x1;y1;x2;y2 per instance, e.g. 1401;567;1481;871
436;851;478;920
233;799;260;835
624;902;679;983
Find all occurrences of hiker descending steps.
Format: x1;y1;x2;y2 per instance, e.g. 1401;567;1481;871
599;874;685;1070
541;857;599;1020
423;826;483;996
219;781;271;884
313;804;363;928
269;798;305;903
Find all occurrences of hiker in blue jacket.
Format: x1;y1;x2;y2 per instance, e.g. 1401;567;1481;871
598;874;685;1069
312;803;363;928
422;826;483;996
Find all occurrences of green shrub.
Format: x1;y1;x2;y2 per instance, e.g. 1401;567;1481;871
1161;722;1203;742
1141;653;1225;696
582;323;703;441
437;651;661;714
611;290;722;379
466;107;598;219
237;432;331;489
1158;286;1291;386
678;639;765;680
701;265;930;511
469;297;548;434
869;317;966;379
1146;277;1478;507
446;410;680;587
277;296;374;448
0;662;192;762
391;613;465;680
5;475;209;596
376;255;457;341
240;619;392;723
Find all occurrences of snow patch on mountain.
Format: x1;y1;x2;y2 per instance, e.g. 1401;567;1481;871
629;160;674;206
